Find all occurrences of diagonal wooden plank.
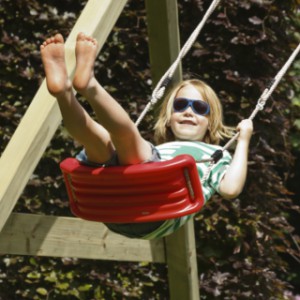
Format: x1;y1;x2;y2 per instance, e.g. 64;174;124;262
0;213;165;262
0;0;127;232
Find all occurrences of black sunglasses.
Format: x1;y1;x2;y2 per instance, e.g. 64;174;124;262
173;97;210;116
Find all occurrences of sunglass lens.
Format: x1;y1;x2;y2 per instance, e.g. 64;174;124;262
173;99;188;111
193;101;209;115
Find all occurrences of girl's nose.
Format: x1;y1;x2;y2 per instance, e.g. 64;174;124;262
183;106;194;115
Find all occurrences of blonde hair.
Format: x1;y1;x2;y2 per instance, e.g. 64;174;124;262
154;79;234;145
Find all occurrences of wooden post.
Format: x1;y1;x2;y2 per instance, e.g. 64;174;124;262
164;221;200;300
145;0;182;86
145;0;200;299
0;0;127;232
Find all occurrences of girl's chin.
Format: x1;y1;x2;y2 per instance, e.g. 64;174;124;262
175;135;202;141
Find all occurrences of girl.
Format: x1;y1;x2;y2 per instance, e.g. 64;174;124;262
41;33;253;239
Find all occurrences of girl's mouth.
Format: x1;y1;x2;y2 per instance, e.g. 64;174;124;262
180;120;196;125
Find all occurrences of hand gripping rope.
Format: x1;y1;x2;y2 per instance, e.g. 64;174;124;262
200;42;300;184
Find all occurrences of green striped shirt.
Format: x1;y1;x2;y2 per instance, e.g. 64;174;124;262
142;141;232;240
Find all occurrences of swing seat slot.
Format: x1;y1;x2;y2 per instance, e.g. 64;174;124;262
60;154;204;223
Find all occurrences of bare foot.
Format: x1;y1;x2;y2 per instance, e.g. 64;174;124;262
72;32;98;93
40;33;71;95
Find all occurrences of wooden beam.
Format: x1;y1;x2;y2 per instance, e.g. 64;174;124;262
0;0;127;232
0;213;165;263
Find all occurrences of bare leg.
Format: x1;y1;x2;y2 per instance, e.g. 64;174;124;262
40;33;114;163
73;33;151;165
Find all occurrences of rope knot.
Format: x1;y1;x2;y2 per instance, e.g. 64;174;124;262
256;101;265;111
153;87;166;102
257;95;268;110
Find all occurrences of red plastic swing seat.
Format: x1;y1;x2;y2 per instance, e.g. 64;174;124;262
60;154;204;223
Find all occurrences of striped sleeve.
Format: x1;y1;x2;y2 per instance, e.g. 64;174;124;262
207;149;232;194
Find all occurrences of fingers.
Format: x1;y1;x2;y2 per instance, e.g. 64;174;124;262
237;119;253;130
237;119;253;141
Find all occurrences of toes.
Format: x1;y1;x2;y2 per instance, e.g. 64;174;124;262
77;32;86;41
54;33;64;43
76;32;97;46
46;37;52;44
86;36;93;44
41;40;49;48
42;33;64;48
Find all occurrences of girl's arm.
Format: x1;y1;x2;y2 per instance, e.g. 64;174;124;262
219;119;253;199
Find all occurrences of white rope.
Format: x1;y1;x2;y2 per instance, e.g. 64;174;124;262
200;42;300;184
135;0;222;126
222;42;300;153
201;162;214;184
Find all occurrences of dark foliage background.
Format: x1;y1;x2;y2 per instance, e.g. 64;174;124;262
0;0;300;299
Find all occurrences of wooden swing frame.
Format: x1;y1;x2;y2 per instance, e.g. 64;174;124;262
0;1;200;299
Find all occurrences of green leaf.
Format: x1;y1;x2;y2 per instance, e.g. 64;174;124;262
294;119;300;129
27;271;41;279
292;97;300;107
78;284;93;292
45;271;58;282
56;282;69;290
36;288;48;296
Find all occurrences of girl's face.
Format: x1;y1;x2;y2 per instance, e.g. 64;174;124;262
169;84;209;141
